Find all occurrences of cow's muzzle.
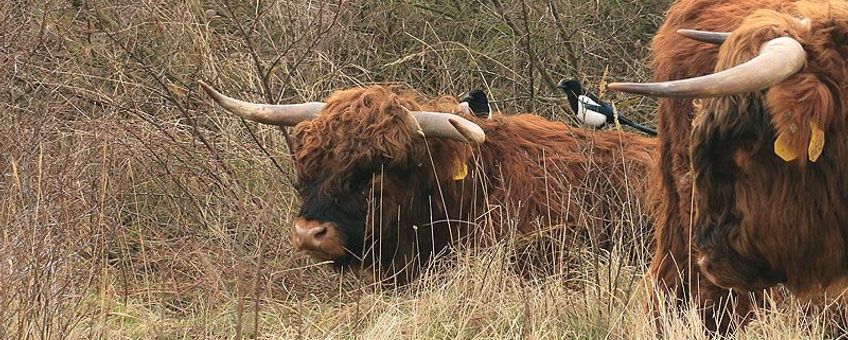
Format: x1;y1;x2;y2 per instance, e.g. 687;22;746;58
292;217;348;261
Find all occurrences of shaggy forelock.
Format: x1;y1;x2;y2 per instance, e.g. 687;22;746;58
293;85;462;196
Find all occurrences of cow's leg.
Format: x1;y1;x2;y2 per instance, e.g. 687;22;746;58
798;278;848;337
695;271;767;334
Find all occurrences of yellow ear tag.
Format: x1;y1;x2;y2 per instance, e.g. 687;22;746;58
774;131;799;162
452;158;468;180
808;121;825;162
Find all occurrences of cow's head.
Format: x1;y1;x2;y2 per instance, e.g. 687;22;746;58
609;3;848;290
199;83;485;273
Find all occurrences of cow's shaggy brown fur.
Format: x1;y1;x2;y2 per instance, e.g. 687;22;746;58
646;0;848;333
292;85;655;284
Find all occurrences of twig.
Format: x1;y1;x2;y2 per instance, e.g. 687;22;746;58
546;0;581;77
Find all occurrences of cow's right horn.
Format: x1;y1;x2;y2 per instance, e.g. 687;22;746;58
607;37;806;98
199;81;325;126
411;111;486;144
677;29;731;44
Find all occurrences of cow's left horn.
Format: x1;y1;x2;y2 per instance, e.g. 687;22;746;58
199;81;325;126
411;111;486;144
677;29;730;44
607;37;805;98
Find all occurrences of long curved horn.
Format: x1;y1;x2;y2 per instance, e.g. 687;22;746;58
607;37;805;98
411;111;486;144
199;81;325;126
677;29;730;44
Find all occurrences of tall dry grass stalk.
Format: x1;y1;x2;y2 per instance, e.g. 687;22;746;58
0;0;840;338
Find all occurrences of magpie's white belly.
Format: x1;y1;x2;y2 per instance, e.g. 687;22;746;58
576;98;607;128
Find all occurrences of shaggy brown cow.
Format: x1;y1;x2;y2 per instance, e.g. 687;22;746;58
200;82;655;284
610;0;848;333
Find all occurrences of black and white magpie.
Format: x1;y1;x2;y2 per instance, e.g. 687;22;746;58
557;79;657;136
457;89;491;119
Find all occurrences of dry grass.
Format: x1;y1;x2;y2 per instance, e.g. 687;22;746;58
0;0;841;338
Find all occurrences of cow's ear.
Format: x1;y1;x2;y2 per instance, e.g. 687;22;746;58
766;73;836;162
450;155;468;180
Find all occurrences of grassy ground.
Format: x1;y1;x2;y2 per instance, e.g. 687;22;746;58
1;0;840;338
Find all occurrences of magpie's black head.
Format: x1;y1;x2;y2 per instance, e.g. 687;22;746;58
462;89;486;101
558;79;583;113
458;89;490;117
557;79;582;94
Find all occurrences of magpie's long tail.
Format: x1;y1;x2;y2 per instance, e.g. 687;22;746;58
616;115;658;136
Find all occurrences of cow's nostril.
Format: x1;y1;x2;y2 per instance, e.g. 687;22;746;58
312;226;327;239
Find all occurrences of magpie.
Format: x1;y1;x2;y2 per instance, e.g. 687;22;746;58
458;89;491;119
557;79;657;136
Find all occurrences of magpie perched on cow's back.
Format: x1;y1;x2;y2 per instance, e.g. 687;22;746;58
557;79;657;136
458;89;491;119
